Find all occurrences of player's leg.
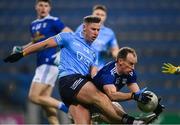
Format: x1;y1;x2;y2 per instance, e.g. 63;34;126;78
76;81;123;123
28;64;65;124
92;102;126;123
39;85;59;124
29;65;67;111
58;74;139;124
29;82;60;124
28;83;67;112
69;104;91;124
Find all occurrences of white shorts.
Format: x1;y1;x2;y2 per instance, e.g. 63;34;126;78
32;64;59;87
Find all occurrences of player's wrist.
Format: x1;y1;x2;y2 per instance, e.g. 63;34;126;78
175;67;180;74
22;51;26;56
131;92;136;100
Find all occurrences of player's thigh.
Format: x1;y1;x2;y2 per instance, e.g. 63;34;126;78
29;64;58;96
76;81;104;104
29;82;51;97
32;64;58;87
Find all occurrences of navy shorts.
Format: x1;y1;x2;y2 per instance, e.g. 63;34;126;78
58;74;89;106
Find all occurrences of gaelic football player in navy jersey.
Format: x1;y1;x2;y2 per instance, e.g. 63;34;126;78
4;15;160;124
92;47;164;123
9;0;72;124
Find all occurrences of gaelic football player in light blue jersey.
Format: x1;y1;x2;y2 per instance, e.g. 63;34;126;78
76;5;119;70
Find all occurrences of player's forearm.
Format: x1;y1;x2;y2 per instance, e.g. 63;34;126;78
23;37;57;56
22;42;34;49
23;38;52;56
107;92;132;101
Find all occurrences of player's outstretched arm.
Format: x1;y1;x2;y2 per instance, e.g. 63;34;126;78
4;37;57;63
162;63;180;74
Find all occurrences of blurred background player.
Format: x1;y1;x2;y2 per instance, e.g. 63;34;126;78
11;0;72;124
76;4;119;70
162;63;180;74
92;47;164;123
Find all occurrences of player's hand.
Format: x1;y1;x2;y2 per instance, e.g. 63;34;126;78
12;46;23;54
162;63;178;74
153;98;165;116
4;52;24;63
132;87;152;104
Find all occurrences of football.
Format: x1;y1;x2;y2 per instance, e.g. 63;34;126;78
137;91;158;113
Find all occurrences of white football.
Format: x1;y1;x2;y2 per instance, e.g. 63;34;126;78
137;91;158;113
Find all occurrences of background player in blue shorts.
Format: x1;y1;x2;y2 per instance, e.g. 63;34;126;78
76;5;119;70
4;15;153;124
92;47;164;123
10;0;72;124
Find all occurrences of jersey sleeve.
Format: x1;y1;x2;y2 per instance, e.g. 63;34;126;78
53;18;65;33
53;32;72;47
95;70;115;86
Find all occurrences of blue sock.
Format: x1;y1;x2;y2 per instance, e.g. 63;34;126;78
58;102;69;113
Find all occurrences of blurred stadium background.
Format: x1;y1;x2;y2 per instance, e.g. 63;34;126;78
0;0;180;124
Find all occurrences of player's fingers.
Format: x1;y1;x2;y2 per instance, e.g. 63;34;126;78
161;66;169;70
167;63;174;67
163;63;170;68
162;70;170;73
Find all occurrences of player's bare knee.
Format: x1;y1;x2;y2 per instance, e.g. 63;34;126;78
28;93;40;104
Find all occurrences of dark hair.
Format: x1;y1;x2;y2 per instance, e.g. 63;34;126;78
117;47;137;60
36;0;51;5
83;15;101;23
93;5;107;13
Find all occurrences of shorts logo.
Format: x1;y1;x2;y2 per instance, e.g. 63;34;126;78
70;78;83;90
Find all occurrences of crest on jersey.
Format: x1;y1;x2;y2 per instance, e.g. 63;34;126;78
110;67;116;76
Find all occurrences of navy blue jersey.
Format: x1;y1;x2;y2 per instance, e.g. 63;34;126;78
30;15;65;66
93;61;137;91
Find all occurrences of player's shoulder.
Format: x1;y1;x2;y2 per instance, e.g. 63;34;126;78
101;61;116;73
46;15;59;21
102;26;115;34
58;31;75;40
31;15;60;24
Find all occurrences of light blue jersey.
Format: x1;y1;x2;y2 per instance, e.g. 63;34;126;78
76;24;118;69
54;32;98;78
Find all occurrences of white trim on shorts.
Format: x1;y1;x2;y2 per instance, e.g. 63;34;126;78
32;64;59;87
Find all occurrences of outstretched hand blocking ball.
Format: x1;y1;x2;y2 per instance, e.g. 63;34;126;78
137;91;158;113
